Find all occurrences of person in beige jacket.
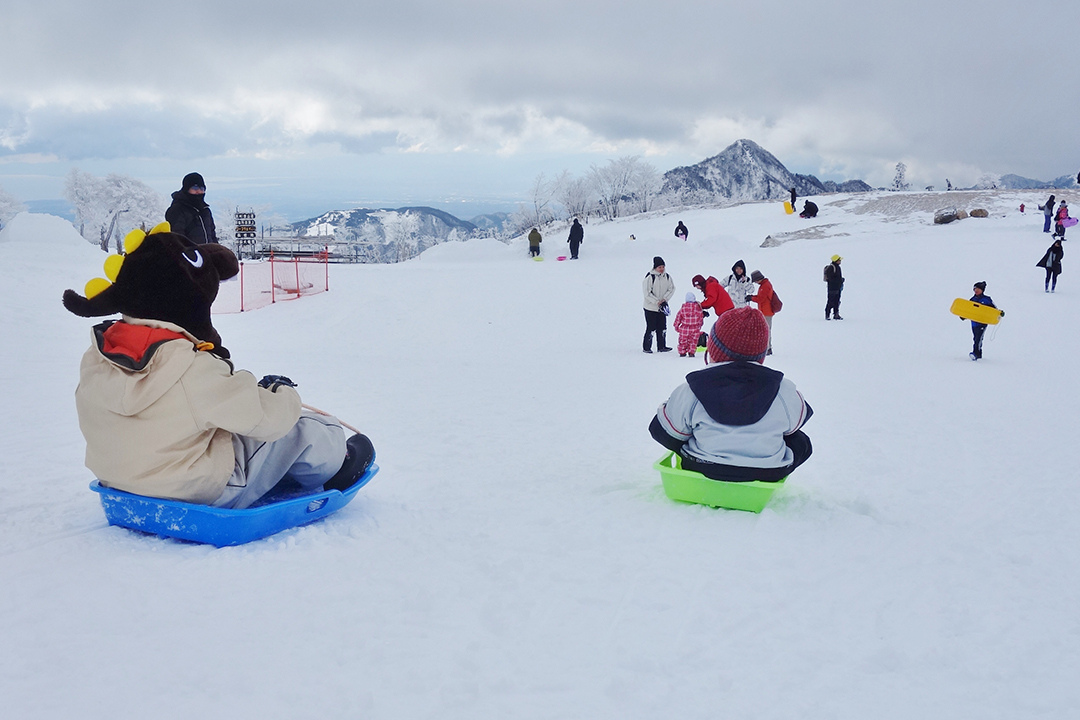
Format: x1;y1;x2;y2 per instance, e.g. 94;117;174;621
63;224;373;509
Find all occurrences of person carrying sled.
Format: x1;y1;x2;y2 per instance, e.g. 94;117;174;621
692;274;734;319
165;172;218;245
1040;194;1057;233
567;219;584;259
673;292;704;358
799;200;818;218
1037;239;1064;293
748;270;778;355
643;256;675;353
649;307;813;482
1053;201;1069;240
62;224;374;509
824;255;844;320
674;221;688;241
723;259;755;308
967;281;997;361
528;227;543;257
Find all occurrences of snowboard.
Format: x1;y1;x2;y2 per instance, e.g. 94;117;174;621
783;201;794;214
950;298;1004;325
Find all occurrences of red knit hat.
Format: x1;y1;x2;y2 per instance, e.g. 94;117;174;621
706;307;770;364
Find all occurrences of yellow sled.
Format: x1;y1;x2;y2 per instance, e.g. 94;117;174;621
783;201;794;214
950;298;1004;325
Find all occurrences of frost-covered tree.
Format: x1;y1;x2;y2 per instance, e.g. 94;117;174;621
382;211;421;263
891;162;910;192
527;173;556;228
627;162;661;213
64;169;166;251
0;184;27;228
552;170;595;221
974;173;1000;190
589;156;644;220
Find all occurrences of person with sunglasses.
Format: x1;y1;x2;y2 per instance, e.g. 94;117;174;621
165;172;219;245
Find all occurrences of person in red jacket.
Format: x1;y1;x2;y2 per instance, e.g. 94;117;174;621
692;274;734;318
749;270;777;356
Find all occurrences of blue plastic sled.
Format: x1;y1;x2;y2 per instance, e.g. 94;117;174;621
89;464;379;547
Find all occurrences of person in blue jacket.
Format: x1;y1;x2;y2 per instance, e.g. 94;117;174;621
968;281;997;361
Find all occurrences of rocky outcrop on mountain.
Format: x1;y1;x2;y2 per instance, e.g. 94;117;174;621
292;206;478;263
660;139;869;204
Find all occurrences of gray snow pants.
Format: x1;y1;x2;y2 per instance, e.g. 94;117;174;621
213;411;347;509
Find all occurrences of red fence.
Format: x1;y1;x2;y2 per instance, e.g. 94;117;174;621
213;251;329;314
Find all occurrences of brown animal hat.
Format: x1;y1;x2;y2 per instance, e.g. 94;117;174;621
62;222;239;357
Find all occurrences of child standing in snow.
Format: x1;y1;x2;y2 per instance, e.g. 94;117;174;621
1053;201;1069;240
968;281;997;361
748;270;778;355
673;292;704;357
649;307;813;482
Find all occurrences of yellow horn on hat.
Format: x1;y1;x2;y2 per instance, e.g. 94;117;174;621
85;277;112;299
149;221;170;235
103;254;124;282
124;228;147;255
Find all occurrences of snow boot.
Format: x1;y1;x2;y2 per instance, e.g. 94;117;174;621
324;433;375;493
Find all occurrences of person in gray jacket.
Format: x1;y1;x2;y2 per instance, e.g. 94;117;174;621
1041;195;1056;233
642;256;675;353
649;307;813;481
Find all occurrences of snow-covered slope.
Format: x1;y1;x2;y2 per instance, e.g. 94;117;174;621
1;194;1077;719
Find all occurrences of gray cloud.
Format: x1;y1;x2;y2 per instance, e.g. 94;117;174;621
1;0;1077;203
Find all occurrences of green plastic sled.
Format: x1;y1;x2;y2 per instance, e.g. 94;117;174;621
654;451;785;513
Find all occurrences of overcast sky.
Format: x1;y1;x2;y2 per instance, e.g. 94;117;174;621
2;0;1077;219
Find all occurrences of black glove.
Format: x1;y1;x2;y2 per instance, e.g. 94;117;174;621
702;311;710;317
258;375;297;392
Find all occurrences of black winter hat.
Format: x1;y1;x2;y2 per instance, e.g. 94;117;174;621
653;256;665;269
63;223;239;356
973;281;987;291
181;173;206;192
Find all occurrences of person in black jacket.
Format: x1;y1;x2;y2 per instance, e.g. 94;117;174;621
799;200;818;218
567;218;584;259
165;173;218;244
824;255;843;320
1037;239;1064;293
674;221;688;241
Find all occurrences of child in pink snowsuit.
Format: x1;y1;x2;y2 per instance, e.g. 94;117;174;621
673;292;705;357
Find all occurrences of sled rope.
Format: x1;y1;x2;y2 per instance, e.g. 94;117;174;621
302;403;362;436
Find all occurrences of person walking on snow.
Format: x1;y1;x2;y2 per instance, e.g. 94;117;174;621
674;221;688;241
643;256;675;353
723;260;755;308
824;255;844;320
967;281;997;361
1037;239;1064;292
748;270;778;355
1040;195;1056;233
567;219;584;259
528;227;542;257
790;187;797;209
692;274;734;318
165;173;218;245
1053;201;1069;240
673;292;704;357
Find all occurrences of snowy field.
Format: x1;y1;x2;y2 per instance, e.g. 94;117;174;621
1;191;1077;719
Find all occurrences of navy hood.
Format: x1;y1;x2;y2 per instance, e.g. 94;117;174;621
686;362;784;426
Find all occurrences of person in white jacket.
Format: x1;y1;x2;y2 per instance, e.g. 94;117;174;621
642;256;675;353
723;259;755;308
649;307;813;481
